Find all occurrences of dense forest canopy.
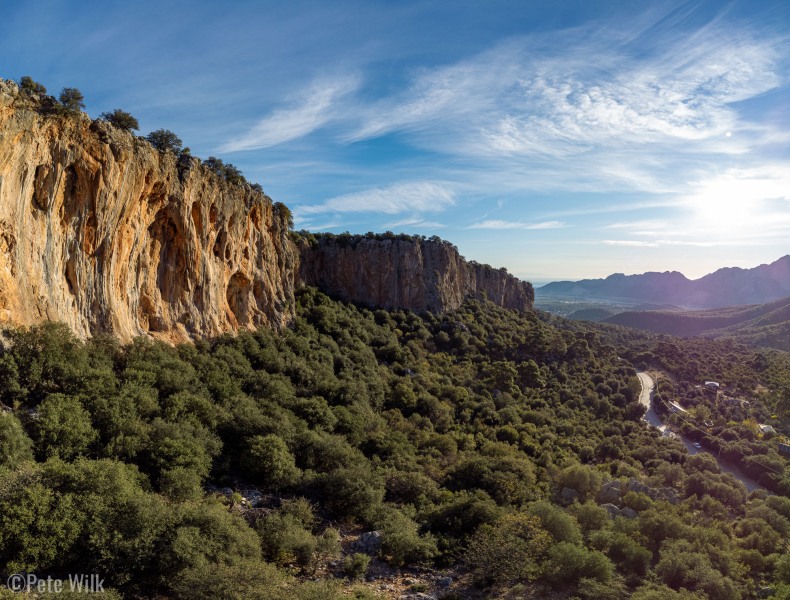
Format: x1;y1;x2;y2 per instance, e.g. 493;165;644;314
0;288;787;599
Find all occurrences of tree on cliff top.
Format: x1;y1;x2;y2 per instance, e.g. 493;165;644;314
203;156;247;186
18;76;47;96
100;109;139;132
146;129;182;153
59;88;85;114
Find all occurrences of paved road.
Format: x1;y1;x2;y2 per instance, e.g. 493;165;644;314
637;372;666;432
636;372;763;492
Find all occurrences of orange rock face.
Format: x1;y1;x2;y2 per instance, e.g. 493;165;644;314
0;79;297;342
0;78;533;343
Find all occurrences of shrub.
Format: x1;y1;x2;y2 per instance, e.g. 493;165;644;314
279;497;317;528
0;413;34;467
59;88;85;114
622;490;652;512
100;109;139;132
776;553;790;584
423;490;503;549
343;553;371;580
146;129;182;153
542;541;614;585
274;202;293;229
576;577;629;600
557;463;603;502
33;394;98;460
315;528;342;564
257;512;316;568
159;466;202;501
222;163;244;185
202;156;225;176
464;513;551;585
240;434;301;490
312;465;385;522
607;533;652;576
527;500;582;543
18;76;47;96
373;506;437;566
568;501;609;534
655;541;739;599
446;454;537;506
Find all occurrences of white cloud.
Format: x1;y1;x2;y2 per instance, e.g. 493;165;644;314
384;216;446;229
478;33;779;158
333;20;784;202
468;219;566;230
292;220;342;231
346;41;522;142
605;219;670;230
344;25;780;160
655;240;716;247
221;74;360;151
603;240;659;247
297;181;455;215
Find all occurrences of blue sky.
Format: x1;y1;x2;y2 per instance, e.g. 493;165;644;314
2;0;788;282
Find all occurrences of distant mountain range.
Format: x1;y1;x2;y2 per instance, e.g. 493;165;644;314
537;255;790;309
602;296;790;351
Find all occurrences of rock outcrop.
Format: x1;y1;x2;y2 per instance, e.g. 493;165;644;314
0;79;297;342
0;77;533;342
298;234;533;313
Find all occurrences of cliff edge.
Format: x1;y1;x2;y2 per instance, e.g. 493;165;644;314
0;77;533;342
298;233;534;313
0;78;297;342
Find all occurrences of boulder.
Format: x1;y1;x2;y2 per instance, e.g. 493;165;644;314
597;480;622;504
351;531;382;555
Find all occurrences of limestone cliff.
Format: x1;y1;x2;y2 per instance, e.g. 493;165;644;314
0;77;533;343
0;79;297;342
298;234;534;313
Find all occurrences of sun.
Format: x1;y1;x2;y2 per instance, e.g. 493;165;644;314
686;172;786;235
688;179;757;232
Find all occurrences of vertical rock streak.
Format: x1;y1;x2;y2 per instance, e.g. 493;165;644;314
0;80;296;342
0;78;532;342
298;236;534;313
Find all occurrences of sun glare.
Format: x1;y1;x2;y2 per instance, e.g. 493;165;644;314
687;174;788;234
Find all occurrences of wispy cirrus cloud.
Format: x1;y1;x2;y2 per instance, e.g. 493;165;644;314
333;18;785;212
297;181;455;215
220;12;785;204
291;217;344;231
605;219;670;230
345;23;781;165
478;35;779;158
603;240;659;247
603;239;740;248
212;5;787;280
468;219;567;230
384;216;447;229
220;74;360;151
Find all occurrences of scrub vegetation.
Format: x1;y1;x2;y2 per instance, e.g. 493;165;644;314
0;288;787;598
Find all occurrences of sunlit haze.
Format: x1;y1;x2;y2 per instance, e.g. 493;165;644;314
3;0;788;281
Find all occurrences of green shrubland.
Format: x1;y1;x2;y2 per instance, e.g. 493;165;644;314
0;288;786;597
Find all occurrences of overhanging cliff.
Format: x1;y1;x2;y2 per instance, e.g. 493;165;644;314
0;77;533;342
0;78;297;342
